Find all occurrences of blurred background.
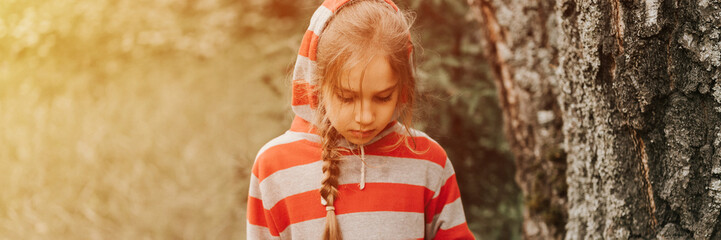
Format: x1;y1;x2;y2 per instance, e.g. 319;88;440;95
0;0;521;239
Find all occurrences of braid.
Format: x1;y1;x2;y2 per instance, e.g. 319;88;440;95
319;125;343;240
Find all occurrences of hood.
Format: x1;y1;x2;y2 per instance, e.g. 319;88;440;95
289;1;406;191
290;0;401;124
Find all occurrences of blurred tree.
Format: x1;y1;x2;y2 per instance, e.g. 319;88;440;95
398;0;523;239
470;0;721;238
466;0;566;238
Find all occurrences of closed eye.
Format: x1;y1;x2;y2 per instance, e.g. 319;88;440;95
376;94;393;102
336;93;354;103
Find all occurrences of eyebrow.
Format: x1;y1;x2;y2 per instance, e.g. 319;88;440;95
339;84;397;95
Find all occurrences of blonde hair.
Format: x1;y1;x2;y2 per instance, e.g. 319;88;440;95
312;1;416;239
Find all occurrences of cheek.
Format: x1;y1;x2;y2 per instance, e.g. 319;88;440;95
377;100;399;122
324;99;352;125
336;107;356;123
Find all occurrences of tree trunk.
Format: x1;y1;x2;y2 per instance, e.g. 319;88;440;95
469;0;721;238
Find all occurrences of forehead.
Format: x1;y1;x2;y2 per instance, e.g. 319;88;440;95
337;56;397;93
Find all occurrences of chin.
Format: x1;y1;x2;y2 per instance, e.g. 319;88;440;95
347;138;370;145
340;129;379;145
343;135;373;145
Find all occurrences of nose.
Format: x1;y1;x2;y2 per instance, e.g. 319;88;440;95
354;101;374;126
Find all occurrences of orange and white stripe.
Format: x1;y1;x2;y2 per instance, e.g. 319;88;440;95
247;117;475;239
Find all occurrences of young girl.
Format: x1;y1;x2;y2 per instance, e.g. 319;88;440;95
247;0;474;239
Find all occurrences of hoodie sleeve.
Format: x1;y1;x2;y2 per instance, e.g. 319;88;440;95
425;158;476;240
247;164;281;239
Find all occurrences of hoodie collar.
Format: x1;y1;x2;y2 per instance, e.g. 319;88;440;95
288;116;400;148
288;115;400;190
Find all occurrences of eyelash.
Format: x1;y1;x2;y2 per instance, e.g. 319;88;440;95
377;95;393;102
336;94;393;103
338;95;354;103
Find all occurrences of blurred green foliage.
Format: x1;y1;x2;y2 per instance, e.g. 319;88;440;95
399;0;522;238
0;0;519;238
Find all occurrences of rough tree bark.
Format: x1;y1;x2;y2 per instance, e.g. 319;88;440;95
468;0;567;238
469;0;721;239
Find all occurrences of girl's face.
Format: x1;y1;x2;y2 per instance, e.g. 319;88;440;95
324;56;399;145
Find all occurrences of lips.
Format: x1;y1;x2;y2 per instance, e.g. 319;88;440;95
349;129;375;138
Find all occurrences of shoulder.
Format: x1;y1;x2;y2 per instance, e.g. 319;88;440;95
388;125;449;169
395;127;460;197
255;131;312;159
252;131;321;181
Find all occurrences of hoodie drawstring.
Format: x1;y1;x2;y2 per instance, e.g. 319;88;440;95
359;144;366;190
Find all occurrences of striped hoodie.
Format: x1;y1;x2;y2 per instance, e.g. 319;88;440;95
246;0;475;239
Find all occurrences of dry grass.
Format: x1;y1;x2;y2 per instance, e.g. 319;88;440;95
1;0;298;238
